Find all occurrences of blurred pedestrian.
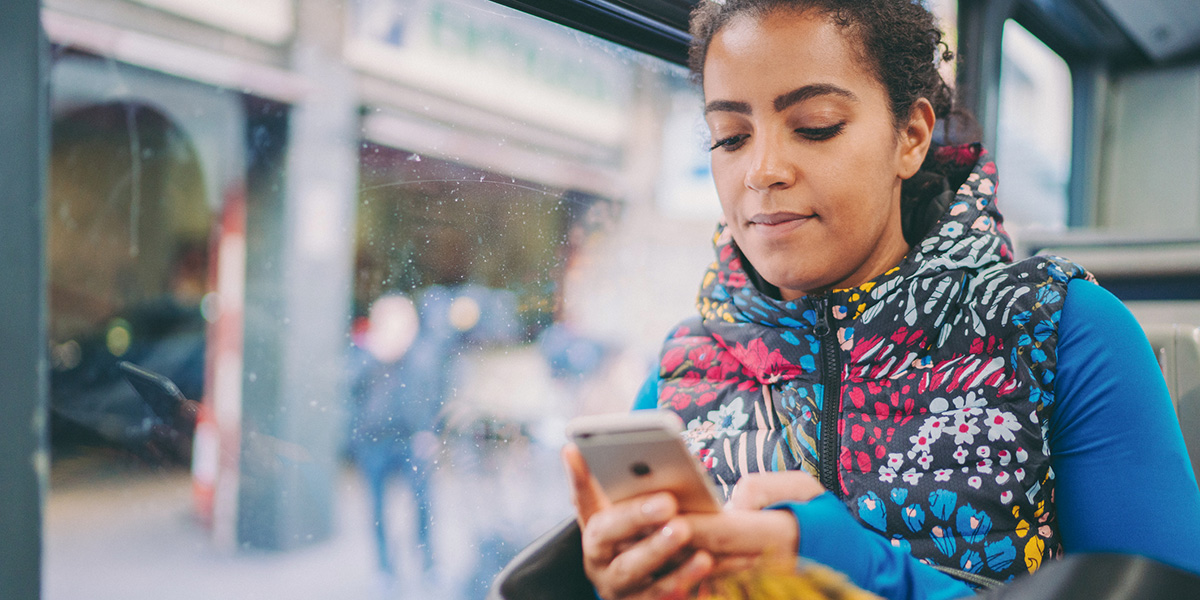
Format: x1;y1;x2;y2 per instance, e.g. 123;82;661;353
348;293;438;578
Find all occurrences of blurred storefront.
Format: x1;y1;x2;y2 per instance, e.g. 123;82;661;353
41;0;720;597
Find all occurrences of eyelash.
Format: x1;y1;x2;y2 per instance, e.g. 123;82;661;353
798;123;845;140
708;123;846;152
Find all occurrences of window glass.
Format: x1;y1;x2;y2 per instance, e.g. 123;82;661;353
928;0;958;91
996;19;1074;234
42;0;714;597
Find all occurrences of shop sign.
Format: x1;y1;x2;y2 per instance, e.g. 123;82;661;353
128;0;294;44
346;0;633;146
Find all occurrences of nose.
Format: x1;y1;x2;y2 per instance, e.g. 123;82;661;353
744;132;795;192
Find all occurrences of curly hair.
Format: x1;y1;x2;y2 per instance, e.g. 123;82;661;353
688;0;956;132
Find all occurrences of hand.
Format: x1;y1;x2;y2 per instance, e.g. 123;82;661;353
563;444;714;600
681;471;822;575
727;470;826;510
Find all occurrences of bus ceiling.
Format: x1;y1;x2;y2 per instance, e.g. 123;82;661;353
485;0;1200;69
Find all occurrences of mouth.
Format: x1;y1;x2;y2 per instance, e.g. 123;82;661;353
747;211;814;230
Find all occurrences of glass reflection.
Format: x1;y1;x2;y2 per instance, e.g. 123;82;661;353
43;0;713;598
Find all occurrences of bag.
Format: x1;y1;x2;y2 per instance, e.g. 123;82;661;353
488;519;596;600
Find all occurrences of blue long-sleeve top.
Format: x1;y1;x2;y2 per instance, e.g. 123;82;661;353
634;279;1200;599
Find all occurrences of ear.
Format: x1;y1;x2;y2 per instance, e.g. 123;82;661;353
897;98;936;180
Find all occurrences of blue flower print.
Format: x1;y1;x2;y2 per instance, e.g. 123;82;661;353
956;504;993;544
890;488;909;505
890;535;912;553
930;525;957;557
960;549;984;573
902;504;926;533
985;538;1017;572
929;490;957;520
857;492;887;532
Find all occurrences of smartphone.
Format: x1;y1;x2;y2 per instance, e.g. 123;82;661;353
566;410;723;513
117;361;188;425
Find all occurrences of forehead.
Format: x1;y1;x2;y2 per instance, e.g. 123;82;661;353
702;9;882;102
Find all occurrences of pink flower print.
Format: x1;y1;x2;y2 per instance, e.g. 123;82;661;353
1015;468;1026;481
728;338;805;384
971;215;994;232
954;391;987;412
952;414;981;445
953;446;970;464
908;433;934;457
917;454;934;470
878;466;897;483
997;449;1012;466
976;459;993;475
934;469;952;482
1000;490;1013;504
995;471;1011;485
985;408;1021;442
968;476;982;489
662;346;689;372
887;453;905;470
977;177;995;197
688;346;715;369
918;416;948;443
976;445;991;458
902;468;923;485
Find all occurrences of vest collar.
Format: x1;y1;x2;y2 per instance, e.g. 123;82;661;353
697;143;1012;328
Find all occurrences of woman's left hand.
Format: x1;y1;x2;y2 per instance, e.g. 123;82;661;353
678;506;800;574
727;470;827;510
678;470;826;573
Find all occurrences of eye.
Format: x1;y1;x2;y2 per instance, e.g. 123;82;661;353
709;134;749;152
796;123;845;141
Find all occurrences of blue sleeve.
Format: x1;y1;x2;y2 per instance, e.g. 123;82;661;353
632;370;659;411
779;494;973;600
1050;278;1200;574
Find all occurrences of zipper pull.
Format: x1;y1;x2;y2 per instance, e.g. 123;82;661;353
813;295;830;337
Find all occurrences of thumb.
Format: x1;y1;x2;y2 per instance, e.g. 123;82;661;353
562;443;609;526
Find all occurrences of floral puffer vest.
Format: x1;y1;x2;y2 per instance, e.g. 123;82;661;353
659;145;1092;584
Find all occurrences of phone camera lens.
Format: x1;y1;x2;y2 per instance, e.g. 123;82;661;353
631;462;651;477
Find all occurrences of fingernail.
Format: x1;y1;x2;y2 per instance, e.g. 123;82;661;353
660;524;674;539
642;496;671;520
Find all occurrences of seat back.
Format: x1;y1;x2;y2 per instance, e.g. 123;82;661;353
1143;323;1200;488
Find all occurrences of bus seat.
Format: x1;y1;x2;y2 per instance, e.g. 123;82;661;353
1141;323;1200;488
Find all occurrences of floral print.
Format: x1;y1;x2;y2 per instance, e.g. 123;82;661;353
659;144;1093;583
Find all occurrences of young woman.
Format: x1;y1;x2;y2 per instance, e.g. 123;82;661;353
561;1;1200;599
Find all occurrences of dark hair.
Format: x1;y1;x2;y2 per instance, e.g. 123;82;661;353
689;0;957;133
690;0;980;245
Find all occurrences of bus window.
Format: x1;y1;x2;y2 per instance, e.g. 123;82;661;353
996;18;1073;234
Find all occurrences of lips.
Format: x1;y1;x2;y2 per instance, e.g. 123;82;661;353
748;211;813;229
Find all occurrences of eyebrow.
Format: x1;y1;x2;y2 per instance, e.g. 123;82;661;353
704;83;858;115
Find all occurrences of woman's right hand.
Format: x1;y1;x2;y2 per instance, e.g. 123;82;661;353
563;444;715;600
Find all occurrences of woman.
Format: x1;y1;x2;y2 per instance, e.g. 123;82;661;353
561;1;1200;599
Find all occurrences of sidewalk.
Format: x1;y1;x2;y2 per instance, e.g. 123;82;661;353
43;437;573;600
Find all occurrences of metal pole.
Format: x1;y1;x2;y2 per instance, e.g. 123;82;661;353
0;0;48;598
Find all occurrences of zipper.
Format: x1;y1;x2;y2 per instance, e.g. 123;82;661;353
812;295;843;499
931;565;1004;590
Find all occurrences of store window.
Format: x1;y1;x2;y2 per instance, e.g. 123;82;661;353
996;19;1074;233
